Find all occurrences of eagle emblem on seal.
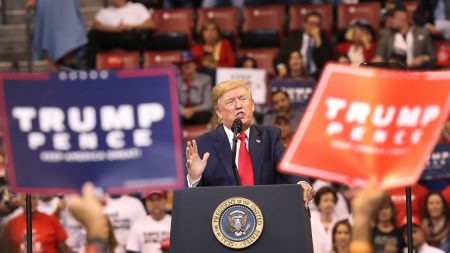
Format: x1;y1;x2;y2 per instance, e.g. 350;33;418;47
227;210;251;236
212;197;264;249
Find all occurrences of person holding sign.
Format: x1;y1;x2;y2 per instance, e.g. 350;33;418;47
185;80;314;207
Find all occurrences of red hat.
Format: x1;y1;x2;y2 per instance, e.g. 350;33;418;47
146;191;165;199
176;51;196;65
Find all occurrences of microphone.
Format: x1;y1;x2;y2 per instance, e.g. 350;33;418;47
231;119;242;185
231;119;243;134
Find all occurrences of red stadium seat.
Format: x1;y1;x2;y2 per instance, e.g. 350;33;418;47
404;1;418;23
143;50;183;67
183;125;209;142
434;40;450;67
196;7;240;48
96;51;140;70
150;8;194;50
337;2;381;33
288;4;332;36
238;48;279;76
241;5;285;48
388;184;428;228
442;185;450;208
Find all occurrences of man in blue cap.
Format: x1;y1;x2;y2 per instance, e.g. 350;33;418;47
176;51;213;126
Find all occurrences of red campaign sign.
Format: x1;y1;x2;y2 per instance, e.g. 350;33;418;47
279;63;450;189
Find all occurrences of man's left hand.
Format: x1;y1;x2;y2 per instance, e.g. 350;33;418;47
299;182;314;208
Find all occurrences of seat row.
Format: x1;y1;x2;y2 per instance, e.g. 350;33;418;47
149;1;419;50
96;48;281;75
97;39;450;75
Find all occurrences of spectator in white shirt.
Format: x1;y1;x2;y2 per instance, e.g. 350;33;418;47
103;195;147;253
86;0;155;69
311;186;342;253
126;192;171;253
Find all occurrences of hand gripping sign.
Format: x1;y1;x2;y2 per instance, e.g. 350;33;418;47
279;63;450;189
0;69;184;194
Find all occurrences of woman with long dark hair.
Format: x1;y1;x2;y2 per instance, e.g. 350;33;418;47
421;192;450;252
372;198;404;253
330;219;352;253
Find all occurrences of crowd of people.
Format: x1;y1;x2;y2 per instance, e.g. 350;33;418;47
24;0;450;130
1;0;450;252
27;0;450;72
0;189;172;253
308;181;450;253
2;178;450;252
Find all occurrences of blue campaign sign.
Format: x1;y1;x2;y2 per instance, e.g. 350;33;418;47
421;143;450;180
270;79;316;110
0;69;184;194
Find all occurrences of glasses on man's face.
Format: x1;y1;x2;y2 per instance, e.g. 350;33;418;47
223;96;250;108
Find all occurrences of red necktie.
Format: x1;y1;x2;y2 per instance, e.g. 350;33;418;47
237;133;254;186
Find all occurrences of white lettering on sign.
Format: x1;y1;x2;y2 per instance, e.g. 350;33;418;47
427;151;450;168
279;87;314;103
11;103;165;151
324;97;441;145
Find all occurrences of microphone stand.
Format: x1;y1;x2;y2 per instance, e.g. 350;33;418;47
231;130;241;186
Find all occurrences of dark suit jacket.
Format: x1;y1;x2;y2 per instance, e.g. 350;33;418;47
413;0;438;27
193;124;305;186
375;26;436;66
274;30;333;79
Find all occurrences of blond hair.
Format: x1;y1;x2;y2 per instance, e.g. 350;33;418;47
212;80;253;110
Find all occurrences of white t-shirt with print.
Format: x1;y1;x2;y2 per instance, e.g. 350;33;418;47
126;215;172;253
103;195;147;253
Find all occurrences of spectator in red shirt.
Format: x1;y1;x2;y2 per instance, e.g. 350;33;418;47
1;195;69;253
191;19;235;69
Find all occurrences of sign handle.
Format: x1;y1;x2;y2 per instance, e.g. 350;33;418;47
405;186;413;253
26;193;33;253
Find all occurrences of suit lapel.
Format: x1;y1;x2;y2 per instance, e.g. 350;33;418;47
249;125;264;185
212;126;235;184
388;32;395;58
412;27;422;57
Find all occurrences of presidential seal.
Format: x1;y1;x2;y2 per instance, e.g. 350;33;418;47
211;197;264;249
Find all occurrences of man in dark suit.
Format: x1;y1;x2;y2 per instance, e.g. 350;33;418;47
373;6;435;69
185;80;314;207
274;11;333;79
